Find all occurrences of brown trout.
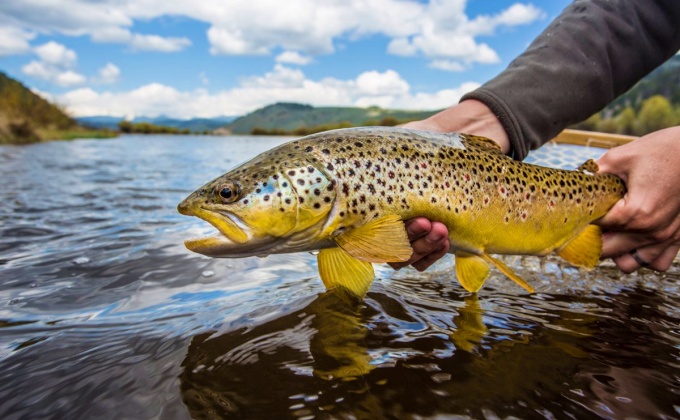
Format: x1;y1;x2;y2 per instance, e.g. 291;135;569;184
178;127;625;296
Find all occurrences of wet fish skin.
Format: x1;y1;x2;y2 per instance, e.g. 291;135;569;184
178;127;626;296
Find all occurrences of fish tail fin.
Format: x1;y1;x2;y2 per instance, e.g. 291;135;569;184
318;248;375;297
557;224;603;269
481;253;535;293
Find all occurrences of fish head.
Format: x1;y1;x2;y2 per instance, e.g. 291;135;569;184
177;146;336;257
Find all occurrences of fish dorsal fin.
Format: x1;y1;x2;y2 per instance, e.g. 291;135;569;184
455;252;491;292
577;159;600;174
318;248;375;297
333;215;412;263
481;254;535;292
464;135;504;154
557;224;602;268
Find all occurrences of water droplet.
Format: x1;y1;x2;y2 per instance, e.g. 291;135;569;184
201;270;215;278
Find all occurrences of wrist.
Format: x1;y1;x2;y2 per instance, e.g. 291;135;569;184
407;99;511;154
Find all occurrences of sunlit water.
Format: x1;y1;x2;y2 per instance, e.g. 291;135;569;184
1;135;678;419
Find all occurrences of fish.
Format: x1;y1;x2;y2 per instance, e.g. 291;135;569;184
177;127;626;297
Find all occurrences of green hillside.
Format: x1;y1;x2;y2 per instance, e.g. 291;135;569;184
224;102;439;135
573;55;680;135
0;72;115;144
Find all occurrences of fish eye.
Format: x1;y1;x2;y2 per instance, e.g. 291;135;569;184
215;182;240;204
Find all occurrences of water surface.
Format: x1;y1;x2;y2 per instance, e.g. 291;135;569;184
1;135;678;419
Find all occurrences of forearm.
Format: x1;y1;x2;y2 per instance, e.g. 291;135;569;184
404;100;511;153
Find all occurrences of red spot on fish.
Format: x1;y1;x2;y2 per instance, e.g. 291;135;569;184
464;174;470;182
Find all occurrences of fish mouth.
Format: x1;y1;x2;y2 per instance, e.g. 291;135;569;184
180;205;251;255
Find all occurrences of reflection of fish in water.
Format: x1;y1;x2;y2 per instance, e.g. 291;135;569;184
179;290;497;418
178;127;625;296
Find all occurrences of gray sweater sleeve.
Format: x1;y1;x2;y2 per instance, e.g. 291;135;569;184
461;0;680;160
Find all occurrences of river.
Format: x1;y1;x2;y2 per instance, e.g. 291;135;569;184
1;134;678;419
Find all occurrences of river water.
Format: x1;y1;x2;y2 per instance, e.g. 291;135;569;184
1;134;678;419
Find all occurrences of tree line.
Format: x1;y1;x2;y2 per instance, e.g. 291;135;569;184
573;95;680;136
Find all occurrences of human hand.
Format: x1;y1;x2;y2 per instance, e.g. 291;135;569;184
594;126;680;272
389;218;450;271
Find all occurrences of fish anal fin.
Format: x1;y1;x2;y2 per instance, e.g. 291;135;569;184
455;252;491;293
318;248;375;297
334;215;412;263
481;253;535;293
577;159;600;174
557;224;602;268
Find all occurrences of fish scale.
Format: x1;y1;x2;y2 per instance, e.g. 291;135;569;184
178;127;626;296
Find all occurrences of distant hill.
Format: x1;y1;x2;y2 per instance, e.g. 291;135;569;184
606;54;680;113
77;115;237;132
223;102;439;135
572;55;680;135
0;72;73;144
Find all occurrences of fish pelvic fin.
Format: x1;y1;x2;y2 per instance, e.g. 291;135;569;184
577;159;600;174
454;252;491;293
333;215;412;263
557;224;603;269
318;248;375;297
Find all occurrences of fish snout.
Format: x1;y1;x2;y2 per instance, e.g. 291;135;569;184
177;198;195;216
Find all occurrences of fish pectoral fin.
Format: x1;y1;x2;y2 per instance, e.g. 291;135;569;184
333;214;412;263
454;252;491;293
481;253;535;293
318;248;375;297
557;224;602;269
577;159;600;174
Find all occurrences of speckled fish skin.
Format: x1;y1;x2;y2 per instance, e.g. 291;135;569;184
178;127;626;293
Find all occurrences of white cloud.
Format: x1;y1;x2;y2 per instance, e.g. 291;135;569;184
0;0;544;65
56;65;479;118
129;34;191;52
22;41;86;87
429;60;467;72
276;51;313;66
96;63;121;84
0;26;35;56
34;41;77;66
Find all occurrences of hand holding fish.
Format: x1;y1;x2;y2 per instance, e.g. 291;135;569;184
595;126;680;272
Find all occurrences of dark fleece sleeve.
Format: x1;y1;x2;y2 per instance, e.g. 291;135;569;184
461;0;680;160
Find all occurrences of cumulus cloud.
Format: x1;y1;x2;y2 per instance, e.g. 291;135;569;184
22;41;86;87
96;63;121;84
0;0;543;65
0;26;35;56
129;34;191;52
276;51;313;66
56;65;479;118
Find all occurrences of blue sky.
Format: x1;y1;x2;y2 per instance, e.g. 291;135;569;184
0;0;571;119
